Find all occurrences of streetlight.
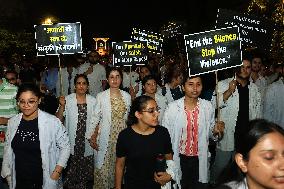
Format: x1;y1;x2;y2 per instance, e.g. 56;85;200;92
41;16;58;25
43;18;53;25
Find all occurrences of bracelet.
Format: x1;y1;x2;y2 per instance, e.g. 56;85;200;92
53;170;61;175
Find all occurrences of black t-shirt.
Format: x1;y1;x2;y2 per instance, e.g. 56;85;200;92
235;82;250;142
170;87;184;100
116;126;173;189
11;117;43;185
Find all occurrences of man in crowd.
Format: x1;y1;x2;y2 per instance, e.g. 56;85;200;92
0;66;18;189
78;50;106;97
263;62;284;129
5;70;19;86
210;57;262;184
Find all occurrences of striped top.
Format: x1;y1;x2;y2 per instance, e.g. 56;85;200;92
0;78;18;158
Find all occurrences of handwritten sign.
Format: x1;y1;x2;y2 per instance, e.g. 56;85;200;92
112;41;148;66
34;22;83;56
131;28;163;54
216;9;274;50
184;26;242;76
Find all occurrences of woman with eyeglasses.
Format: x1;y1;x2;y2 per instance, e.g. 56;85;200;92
87;67;131;189
115;95;175;189
142;75;168;124
1;83;70;189
56;74;96;189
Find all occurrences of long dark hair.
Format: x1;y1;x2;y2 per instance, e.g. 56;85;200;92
126;95;154;127
217;119;284;185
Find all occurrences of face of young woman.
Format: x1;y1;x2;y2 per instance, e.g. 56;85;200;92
137;100;159;127
75;76;88;95
108;70;122;89
18;91;40;120
143;79;157;95
182;77;203;99
243;132;284;189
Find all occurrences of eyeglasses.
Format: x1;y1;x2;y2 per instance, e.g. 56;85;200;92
17;100;38;107
141;107;161;114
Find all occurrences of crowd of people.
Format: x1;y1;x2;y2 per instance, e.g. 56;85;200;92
0;48;283;189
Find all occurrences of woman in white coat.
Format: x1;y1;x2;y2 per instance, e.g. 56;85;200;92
87;67;131;189
162;75;224;189
1;83;70;189
141;75;168;124
56;74;96;189
158;64;184;103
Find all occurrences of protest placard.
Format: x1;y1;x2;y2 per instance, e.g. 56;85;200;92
112;41;148;66
131;28;163;54
35;22;83;56
161;22;183;39
216;8;274;50
184;26;242;76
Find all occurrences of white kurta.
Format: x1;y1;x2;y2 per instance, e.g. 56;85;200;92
263;78;284;128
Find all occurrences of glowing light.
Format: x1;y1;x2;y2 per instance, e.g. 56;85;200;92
43;17;53;25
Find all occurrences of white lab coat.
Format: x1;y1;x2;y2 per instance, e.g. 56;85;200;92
86;89;131;169
1;110;71;189
212;77;262;151
64;93;96;156
162;97;217;188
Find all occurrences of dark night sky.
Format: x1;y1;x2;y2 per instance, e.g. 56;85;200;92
5;0;249;49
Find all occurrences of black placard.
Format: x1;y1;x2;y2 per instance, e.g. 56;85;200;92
35;22;82;56
216;9;274;50
131;28;163;54
112;41;148;66
161;22;183;39
184;26;242;76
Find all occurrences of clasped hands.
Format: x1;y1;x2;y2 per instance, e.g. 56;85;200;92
154;172;172;186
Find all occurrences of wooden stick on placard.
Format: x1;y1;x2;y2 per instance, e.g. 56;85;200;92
129;65;132;87
58;55;63;96
215;70;220;122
